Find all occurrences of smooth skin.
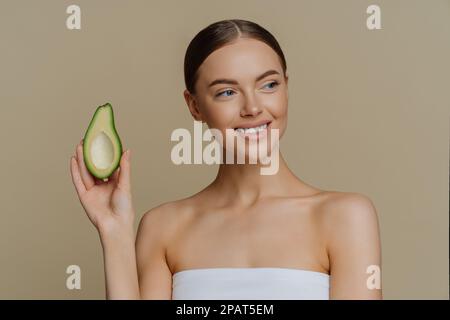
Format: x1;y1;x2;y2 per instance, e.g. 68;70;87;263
70;38;382;300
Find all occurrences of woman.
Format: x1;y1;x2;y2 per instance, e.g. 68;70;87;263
70;19;382;300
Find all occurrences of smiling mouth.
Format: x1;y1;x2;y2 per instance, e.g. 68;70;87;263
233;121;272;134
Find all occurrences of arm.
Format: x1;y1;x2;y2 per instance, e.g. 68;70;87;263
70;141;140;299
100;224;140;300
135;205;174;299
98;203;174;300
325;193;383;299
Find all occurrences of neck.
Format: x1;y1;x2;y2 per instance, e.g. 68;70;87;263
209;150;316;207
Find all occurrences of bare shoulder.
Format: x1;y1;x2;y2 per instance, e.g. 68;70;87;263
138;196;196;240
314;192;382;298
135;198;196;299
315;191;381;264
316;190;378;218
315;191;380;240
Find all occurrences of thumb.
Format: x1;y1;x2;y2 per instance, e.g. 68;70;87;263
117;149;131;192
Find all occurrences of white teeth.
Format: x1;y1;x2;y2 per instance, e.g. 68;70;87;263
235;123;268;134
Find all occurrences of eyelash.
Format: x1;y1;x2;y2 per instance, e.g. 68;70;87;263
215;81;280;98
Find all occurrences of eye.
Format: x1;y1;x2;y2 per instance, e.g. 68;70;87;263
215;81;279;98
216;89;235;98
263;81;279;90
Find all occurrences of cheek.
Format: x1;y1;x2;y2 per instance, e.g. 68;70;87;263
266;92;288;138
267;91;288;117
202;100;238;130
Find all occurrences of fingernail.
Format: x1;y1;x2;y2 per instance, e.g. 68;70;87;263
127;149;131;160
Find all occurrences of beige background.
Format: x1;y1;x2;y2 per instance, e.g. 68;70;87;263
0;0;448;299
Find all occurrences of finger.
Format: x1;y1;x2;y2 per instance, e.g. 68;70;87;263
76;140;95;190
110;167;120;184
70;156;86;196
117;149;131;192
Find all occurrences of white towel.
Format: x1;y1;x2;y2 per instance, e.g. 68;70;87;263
172;267;330;300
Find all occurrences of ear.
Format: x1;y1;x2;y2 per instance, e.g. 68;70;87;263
183;89;204;122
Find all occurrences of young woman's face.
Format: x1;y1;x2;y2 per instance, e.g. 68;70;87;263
185;37;289;162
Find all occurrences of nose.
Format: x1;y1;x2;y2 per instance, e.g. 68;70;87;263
240;94;263;117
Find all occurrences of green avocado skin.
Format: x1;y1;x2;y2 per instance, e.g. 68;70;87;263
83;102;123;179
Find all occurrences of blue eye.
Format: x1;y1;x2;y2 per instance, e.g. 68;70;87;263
215;81;279;98
264;81;279;89
216;89;235;97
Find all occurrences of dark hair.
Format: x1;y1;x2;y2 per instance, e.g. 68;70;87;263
184;19;287;95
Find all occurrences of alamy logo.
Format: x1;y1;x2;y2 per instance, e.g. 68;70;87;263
66;265;81;290
366;264;381;290
367;5;382;30
170;121;280;175
66;5;81;30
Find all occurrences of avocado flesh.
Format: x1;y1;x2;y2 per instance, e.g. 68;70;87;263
83;103;122;179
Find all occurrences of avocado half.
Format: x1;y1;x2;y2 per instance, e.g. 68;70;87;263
83;103;123;179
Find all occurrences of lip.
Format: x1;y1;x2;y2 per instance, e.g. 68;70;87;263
233;120;272;130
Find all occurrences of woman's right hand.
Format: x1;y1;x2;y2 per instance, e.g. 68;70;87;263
69;139;135;237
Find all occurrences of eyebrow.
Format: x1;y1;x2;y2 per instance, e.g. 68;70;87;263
208;69;281;88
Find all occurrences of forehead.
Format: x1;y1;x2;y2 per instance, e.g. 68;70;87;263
196;38;283;84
